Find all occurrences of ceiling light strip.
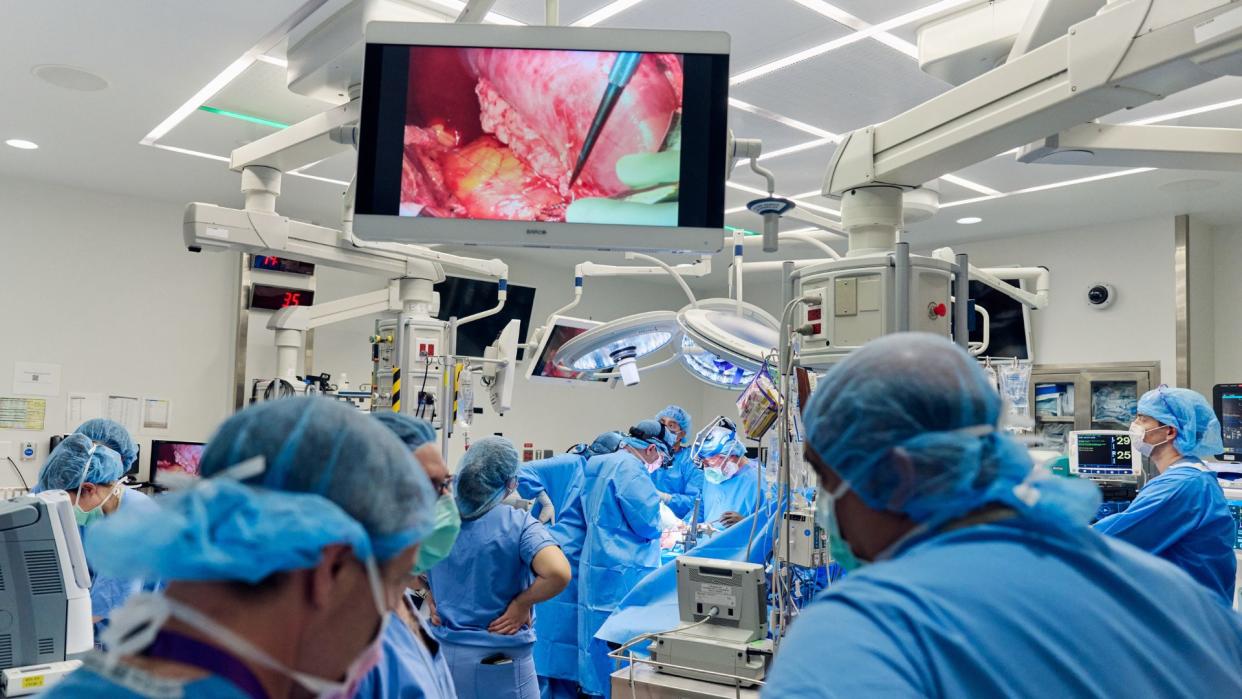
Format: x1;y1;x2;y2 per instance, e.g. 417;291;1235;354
941;167;1155;208
255;54;289;67
140;0;330;145
572;0;647;27
149;144;231;163
1124;96;1242;126
198;106;290;130
419;0;525;24
757;136;837;161
728;99;836;138
732;0;974;85
941;173;1001;196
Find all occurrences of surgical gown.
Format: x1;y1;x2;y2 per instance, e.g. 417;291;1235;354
516;455;587;688
764;519;1242;698
44;653;252;698
698;459;763;527
648;447;703;519
577;450;662;697
355;591;456;699
87;488;162;637
1095;462;1237;605
427;503;557;699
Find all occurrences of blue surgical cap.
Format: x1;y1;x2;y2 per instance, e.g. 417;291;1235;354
85;397;437;582
456;437;521;519
657;405;692;445
1137;386;1224;459
36;434;124;491
805;333;1100;533
372;412;437;451
623;420;674;454
74;418;138;469
589;431;625;456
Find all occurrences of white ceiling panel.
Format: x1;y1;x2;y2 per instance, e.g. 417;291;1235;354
824;0;950;26
300;150;356;182
208;60;332;125
161;109;282;159
728;107;818;151
603;0;852;74
1100;76;1242;126
491;0;612;25
730;39;947;134
761;142;835;196
953;157;1124;194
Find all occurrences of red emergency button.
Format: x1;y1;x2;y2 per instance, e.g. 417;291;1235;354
928;302;948;318
934;303;947;317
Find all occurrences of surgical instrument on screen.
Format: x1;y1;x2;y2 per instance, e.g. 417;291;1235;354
568;51;643;188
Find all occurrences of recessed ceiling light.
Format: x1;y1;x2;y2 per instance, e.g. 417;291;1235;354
956;216;982;224
1157;178;1220;193
5;139;38;150
31;64;109;91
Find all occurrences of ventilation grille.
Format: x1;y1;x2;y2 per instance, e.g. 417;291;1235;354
0;562;6;591
37;637;53;656
0;635;12;669
23;550;63;595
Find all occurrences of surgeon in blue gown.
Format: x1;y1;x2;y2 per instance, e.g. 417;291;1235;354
694;424;763;530
764;333;1242;698
652;405;704;518
356;412;459;699
517;432;624;699
35;432;160;639
578;422;666;698
426;437;571;699
1095;386;1237;605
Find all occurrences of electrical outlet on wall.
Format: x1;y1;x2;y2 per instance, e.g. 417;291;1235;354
19;442;36;461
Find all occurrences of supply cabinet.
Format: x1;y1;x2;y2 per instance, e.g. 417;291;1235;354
1029;362;1161;451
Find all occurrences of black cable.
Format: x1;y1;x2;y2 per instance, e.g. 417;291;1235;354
416;357;432;418
6;456;31;491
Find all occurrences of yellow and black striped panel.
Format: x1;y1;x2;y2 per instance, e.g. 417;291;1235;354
392;368;401;413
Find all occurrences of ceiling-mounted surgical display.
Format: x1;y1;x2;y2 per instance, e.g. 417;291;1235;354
355;23;728;253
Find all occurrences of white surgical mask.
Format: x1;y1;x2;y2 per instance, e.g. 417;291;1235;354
1128;422;1169;458
104;557;390;698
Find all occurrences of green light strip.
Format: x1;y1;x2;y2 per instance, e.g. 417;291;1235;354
725;226;761;237
198;105;289;130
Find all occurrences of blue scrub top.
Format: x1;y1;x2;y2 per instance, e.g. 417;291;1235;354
356;592;456;699
699;460;763;526
89;488;162;622
1095;463;1237;605
45;653;252;698
428;504;558;648
649;448;704;519
764;519;1242;698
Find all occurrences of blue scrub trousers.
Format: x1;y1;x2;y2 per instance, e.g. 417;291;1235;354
440;642;539;699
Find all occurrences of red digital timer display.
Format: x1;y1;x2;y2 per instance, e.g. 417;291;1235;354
251;255;315;275
250;284;316;310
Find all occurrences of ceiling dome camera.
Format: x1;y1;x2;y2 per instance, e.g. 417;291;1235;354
1087;283;1115;310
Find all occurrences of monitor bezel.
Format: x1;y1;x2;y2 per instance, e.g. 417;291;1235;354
525;315;612;387
1213;383;1242;461
1068;430;1140;481
355;22;729;254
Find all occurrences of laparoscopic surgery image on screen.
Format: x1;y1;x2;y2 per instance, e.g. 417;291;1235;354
399;47;684;226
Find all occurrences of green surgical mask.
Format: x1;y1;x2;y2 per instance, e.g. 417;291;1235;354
815;484;864;573
413;493;461;575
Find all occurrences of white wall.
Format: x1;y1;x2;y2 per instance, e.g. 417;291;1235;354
0;176;236;486
1188;217;1217;396
1211;226;1242;386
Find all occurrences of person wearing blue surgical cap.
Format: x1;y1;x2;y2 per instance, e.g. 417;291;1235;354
1095;386;1236;604
46;397;439;699
578;421;666;698
35;433;160;638
652;405;704;518
74;418;139;471
694;421;763;530
764;334;1242;698
356;412;458;699
425;437;570;699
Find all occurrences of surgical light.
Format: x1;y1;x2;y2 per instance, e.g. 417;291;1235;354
677;300;780;390
553;311;681;387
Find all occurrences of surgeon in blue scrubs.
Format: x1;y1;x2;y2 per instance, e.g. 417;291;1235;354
695;424;763;529
652;405;704;518
1095;386;1237;605
764;333;1242;698
356;412;459;699
35;432;160;639
426;437;571;699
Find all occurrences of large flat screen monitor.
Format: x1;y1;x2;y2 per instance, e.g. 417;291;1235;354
435;276;535;359
149;440;205;485
1215;383;1242;461
525;315;610;386
355;23;729;253
968;278;1032;361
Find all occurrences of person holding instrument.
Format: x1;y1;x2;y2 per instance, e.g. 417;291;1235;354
425;437;570;699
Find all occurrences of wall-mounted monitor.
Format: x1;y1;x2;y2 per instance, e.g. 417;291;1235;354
525;316;610;387
149;440;205;486
435;277;535;359
1214;383;1242;461
968;278;1032;361
355;22;729;253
